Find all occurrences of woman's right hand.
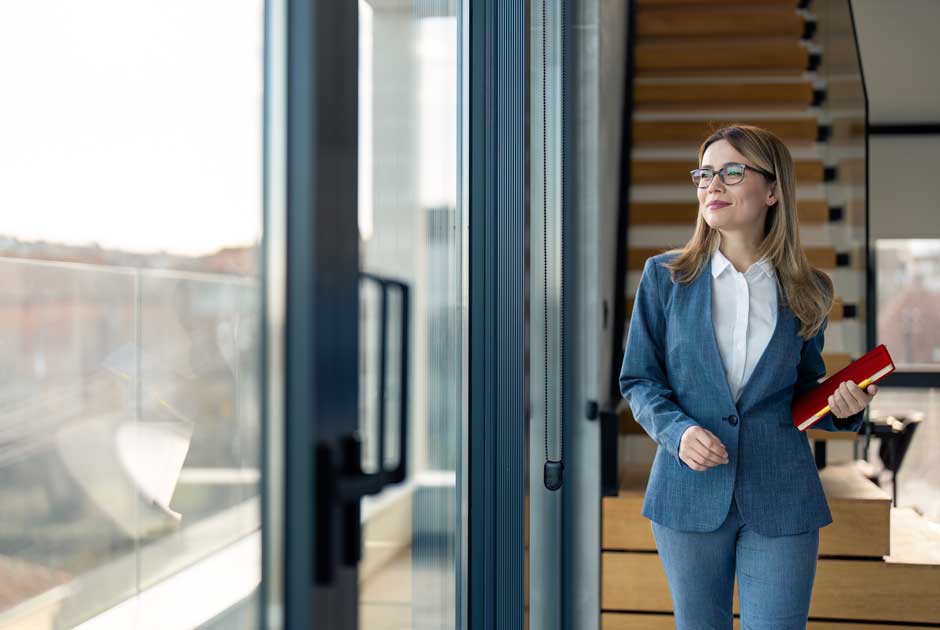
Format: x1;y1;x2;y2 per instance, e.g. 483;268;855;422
679;426;729;471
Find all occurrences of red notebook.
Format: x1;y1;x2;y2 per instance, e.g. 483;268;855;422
792;343;895;431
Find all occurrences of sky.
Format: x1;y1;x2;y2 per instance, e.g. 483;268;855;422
0;2;459;258
0;1;264;256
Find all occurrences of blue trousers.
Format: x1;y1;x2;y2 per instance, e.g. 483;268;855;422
650;495;819;630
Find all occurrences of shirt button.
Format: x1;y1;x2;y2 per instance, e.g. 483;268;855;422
728;415;739;426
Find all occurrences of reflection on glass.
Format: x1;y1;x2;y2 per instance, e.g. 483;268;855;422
0;1;264;628
357;0;463;628
0;262;261;628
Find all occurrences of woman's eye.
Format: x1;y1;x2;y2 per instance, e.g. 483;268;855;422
727;166;744;176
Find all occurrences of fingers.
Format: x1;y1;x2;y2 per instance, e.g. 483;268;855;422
681;428;729;471
831;380;873;417
843;380;868;405
690;442;728;467
697;429;729;460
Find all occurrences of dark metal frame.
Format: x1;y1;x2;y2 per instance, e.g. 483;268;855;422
609;0;637;408
469;0;528;627
869;123;940;135
265;0;362;627
602;0;638;501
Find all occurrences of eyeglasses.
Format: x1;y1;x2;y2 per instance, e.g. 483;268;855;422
690;162;775;188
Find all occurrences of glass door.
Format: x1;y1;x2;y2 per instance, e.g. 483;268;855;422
355;1;467;628
0;2;266;629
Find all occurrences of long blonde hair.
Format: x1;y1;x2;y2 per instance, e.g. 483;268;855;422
659;123;833;340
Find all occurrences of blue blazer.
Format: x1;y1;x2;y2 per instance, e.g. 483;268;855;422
619;252;865;537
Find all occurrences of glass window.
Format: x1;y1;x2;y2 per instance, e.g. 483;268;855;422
0;2;264;627
876;239;940;370
357;0;464;628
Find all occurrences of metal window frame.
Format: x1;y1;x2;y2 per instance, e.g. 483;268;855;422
468;0;528;628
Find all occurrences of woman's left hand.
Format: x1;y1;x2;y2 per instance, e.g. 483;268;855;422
829;380;878;418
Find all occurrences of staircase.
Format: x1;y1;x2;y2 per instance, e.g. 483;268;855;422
602;463;940;628
620;0;865;438
607;0;940;626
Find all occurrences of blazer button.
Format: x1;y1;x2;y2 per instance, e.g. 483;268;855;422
728;415;739;426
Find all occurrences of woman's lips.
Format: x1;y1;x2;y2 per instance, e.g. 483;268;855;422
708;201;730;209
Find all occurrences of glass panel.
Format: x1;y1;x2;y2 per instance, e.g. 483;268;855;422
357;0;464;628
876;239;940;370
0;2;264;627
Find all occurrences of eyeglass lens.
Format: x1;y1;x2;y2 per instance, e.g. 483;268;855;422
692;163;746;188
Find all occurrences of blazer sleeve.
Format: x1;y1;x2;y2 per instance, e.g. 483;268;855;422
619;257;699;468
794;315;866;432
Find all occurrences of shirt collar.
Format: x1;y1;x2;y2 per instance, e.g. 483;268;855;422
711;246;774;280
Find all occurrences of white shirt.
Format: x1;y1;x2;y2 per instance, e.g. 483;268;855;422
711;246;778;403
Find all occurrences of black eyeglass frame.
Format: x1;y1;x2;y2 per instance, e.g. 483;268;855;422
690;162;776;188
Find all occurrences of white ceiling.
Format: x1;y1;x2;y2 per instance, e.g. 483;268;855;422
851;0;940;124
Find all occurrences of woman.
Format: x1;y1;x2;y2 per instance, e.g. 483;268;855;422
619;124;878;629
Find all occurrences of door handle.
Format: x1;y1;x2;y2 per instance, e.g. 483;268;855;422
314;274;410;585
599;400;619;497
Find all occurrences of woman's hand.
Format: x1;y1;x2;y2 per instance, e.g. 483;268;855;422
829;380;878;419
679;426;729;472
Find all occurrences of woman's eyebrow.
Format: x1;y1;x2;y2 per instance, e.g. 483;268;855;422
699;161;738;168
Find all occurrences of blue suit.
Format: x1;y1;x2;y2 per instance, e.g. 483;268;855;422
620;252;865;537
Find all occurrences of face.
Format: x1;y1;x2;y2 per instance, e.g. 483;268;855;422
696;139;776;233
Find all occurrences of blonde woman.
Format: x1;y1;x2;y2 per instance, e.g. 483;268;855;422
619;124;878;629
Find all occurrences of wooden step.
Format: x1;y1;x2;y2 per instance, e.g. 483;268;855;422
817;463;891;557
635;81;817;108
636;42;810;73
631;159;825;185
637;8;806;38
629;200;829;225
626;246;841;270
603;463;890;558
823;352;852;375
602;552;940;624
638;0;803;5
806;428;862;441
633;118;819;145
601;613;939;630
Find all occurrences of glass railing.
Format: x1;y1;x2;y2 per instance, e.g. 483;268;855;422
0;257;261;630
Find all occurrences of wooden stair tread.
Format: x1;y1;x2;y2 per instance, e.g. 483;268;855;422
637;8;805;37
633;119;819;144
614;463;889;502
601;614;934;630
639;67;811;78
638;0;803;5
807;429;861;441
636;43;809;73
606;462;891;558
818;463;891;502
631;158;824;183
603;553;940;623
629;200;830;225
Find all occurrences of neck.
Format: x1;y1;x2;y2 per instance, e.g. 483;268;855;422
716;230;762;274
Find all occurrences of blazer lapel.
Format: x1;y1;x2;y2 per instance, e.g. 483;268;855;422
699;255;794;412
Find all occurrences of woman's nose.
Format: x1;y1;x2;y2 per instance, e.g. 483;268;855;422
706;173;725;193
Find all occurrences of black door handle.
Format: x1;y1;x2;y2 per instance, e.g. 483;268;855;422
599;400;619;497
314;274;410;585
